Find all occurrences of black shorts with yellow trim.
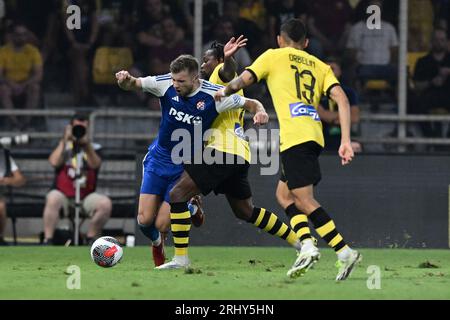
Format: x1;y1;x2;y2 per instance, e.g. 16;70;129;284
184;148;252;200
280;141;323;190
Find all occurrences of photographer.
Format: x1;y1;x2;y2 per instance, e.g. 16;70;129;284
42;113;111;245
0;147;26;245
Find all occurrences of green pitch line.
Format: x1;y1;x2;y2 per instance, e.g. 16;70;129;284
0;247;449;300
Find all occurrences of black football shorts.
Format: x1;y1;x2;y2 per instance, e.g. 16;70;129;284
280;141;323;190
184;148;252;200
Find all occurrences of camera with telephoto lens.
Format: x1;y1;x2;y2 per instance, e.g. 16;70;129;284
72;125;86;141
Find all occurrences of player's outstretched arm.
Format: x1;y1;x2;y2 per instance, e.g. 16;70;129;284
215;70;256;101
116;70;142;91
243;98;269;125
220;35;248;82
329;85;354;166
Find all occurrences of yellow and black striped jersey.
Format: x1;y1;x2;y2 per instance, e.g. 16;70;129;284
207;63;250;162
246;47;339;151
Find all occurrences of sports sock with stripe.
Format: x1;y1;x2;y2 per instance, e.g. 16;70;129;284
308;207;348;253
248;207;301;250
170;202;192;256
285;203;313;243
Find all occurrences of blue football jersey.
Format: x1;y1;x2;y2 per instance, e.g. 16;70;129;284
140;74;245;176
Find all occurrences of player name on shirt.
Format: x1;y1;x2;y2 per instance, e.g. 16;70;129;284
246;47;340;151
289;54;316;68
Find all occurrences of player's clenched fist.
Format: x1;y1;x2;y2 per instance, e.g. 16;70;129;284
253;111;269;125
116;70;133;90
116;70;130;81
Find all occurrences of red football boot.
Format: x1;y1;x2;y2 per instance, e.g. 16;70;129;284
152;235;166;267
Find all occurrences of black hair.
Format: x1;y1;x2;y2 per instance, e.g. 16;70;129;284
9;21;27;33
208;41;225;61
71;112;90;123
170;54;199;74
280;18;307;43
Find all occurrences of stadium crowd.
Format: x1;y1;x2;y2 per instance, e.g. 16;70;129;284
0;0;448;142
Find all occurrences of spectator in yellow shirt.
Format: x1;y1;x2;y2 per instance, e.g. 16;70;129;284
0;23;43;130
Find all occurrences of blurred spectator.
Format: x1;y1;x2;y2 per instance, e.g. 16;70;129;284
97;0;137;49
134;16;189;110
352;0;398;27
346;0;398;88
135;0;184;55
413;28;450;138
97;0;136;30
318;57;362;152
203;19;252;72
307;0;353;56
267;0;323;58
42;113;112;246
148;17;190;75
0;147;26;245
434;0;450;39
92;25;134;106
408;0;434;52
0;23;43;130
267;0;308;47
6;0;60;63
134;0;186;110
183;0;221;43
63;0;99;106
223;0;263;57
239;0;266;31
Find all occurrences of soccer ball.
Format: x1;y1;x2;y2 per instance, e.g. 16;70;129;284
90;236;123;268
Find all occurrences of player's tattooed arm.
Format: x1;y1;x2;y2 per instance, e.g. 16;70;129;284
220;57;238;83
226;70;255;95
243;98;269;125
116;70;142;91
215;70;256;100
225;76;246;96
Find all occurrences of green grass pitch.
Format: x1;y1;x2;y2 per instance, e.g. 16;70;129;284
1;246;449;300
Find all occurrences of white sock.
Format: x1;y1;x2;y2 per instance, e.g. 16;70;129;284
337;246;352;261
293;240;302;251
301;238;315;251
174;255;189;264
152;233;161;247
